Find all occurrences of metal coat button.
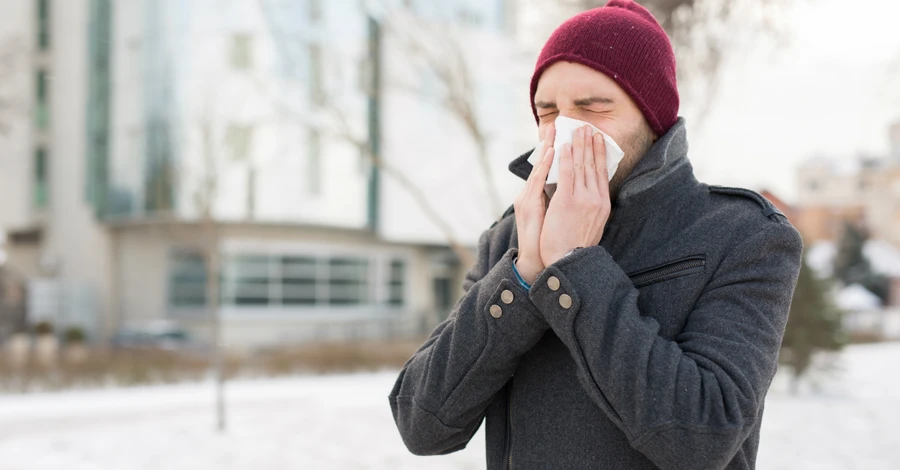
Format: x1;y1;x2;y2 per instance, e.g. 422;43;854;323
490;304;503;318
547;276;560;291
559;294;573;309
501;289;514;304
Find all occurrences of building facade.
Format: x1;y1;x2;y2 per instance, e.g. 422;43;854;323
795;123;900;246
0;0;532;350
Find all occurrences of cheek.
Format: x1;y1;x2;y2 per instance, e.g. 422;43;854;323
592;122;621;142
538;123;551;141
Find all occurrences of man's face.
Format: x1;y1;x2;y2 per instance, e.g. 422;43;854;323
534;61;656;198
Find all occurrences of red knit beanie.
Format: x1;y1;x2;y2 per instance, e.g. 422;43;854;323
530;0;679;137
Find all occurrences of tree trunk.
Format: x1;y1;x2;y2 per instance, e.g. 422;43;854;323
246;166;256;220
205;227;226;432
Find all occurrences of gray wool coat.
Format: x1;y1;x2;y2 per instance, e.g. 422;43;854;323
389;118;803;470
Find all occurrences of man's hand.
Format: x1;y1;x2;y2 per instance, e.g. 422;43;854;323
514;123;555;285
540;125;611;267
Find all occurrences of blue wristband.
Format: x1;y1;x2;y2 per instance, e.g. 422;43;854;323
511;256;532;291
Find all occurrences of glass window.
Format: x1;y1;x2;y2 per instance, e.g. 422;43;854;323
327;258;369;305
457;8;483;26
226;124;254;161
225;255;272;305
169;252;207;307
282;257;317;305
230;34;253;70
216;253;382;308
433;277;452;320
35;70;49;129
388;260;406;306
34;147;48;208
433;277;451;309
86;0;111;209
37;0;50;50
308;0;322;21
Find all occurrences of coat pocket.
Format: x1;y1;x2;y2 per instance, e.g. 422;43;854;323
627;256;706;288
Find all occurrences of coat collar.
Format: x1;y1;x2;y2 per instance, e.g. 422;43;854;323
507;117;693;213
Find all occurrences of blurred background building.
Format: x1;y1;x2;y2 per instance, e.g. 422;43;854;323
794;124;900;246
0;0;532;349
2;0;900;351
790;122;900;311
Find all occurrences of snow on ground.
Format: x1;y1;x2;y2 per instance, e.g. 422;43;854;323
1;343;899;470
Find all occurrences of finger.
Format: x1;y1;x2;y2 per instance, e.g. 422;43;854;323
543;122;556;154
536;146;554;186
527;146;553;195
593;133;609;195
584;128;599;194
572;127;585;190
531;123;555;176
557;142;574;197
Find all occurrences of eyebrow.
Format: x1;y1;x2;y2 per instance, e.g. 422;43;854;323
534;96;615;109
573;96;614;106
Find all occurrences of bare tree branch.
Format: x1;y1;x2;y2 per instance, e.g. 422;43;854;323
255;0;485;266
384;14;504;218
300;84;477;268
560;0;796;130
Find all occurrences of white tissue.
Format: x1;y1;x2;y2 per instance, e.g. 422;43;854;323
527;115;625;185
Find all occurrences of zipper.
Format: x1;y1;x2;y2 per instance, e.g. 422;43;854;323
627;256;706;288
505;377;513;469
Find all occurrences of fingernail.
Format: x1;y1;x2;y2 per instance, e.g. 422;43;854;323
574;128;582;138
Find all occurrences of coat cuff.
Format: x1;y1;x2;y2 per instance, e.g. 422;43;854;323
479;249;547;347
527;246;623;336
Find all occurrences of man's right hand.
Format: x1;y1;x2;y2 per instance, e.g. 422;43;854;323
513;123;555;285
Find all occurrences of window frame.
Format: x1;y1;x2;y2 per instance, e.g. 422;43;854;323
216;244;412;316
34;147;49;208
37;0;51;51
167;250;209;309
229;33;253;71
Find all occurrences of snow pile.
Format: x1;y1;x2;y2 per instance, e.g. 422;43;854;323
836;283;883;311
807;239;900;280
0;343;899;469
807;241;837;278
865;240;900;278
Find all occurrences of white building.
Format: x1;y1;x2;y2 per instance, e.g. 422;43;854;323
0;0;533;350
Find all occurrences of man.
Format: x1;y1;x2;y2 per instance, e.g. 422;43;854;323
389;1;802;469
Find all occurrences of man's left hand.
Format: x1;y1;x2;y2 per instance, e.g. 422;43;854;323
540;125;612;267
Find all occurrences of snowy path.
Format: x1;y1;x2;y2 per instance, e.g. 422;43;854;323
1;343;898;469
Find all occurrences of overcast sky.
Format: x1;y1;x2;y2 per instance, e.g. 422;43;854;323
682;0;900;203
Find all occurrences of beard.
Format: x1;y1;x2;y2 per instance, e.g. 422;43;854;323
608;120;656;200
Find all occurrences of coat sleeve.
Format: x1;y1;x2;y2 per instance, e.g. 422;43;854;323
528;223;802;470
389;228;549;456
